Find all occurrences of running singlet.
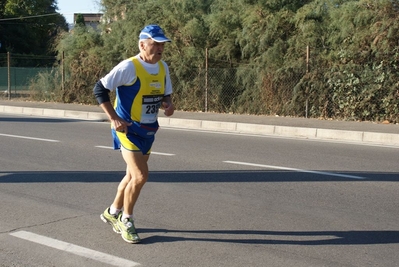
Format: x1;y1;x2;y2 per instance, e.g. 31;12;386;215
114;57;166;137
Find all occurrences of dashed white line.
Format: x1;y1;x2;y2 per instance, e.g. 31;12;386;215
10;231;140;267
95;145;113;149
0;133;59;142
95;146;175;156
151;152;175;156
224;160;365;180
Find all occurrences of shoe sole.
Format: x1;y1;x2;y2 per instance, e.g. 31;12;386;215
117;224;141;244
100;214;121;234
121;233;141;244
121;236;141;244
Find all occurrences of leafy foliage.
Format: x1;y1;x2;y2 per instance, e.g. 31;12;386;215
75;13;85;27
55;26;105;103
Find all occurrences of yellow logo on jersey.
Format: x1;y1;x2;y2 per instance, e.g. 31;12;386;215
150;82;161;89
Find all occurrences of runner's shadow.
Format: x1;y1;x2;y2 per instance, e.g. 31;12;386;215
138;229;399;245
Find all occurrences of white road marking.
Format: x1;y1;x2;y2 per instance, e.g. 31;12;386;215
10;231;140;267
224;160;365;180
151;152;175;156
95;145;113;149
95;146;175;156
0;133;59;142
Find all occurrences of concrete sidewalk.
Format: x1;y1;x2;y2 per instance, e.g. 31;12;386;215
0;100;398;147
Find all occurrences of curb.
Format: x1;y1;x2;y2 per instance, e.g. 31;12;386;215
158;117;399;147
0;105;107;121
1;104;399;147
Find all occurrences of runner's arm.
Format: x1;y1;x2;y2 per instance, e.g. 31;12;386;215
93;81;131;132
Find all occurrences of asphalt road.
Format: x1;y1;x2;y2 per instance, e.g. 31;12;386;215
1;113;398;267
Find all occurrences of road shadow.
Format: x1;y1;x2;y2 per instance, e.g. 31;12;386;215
0;170;399;183
1;170;398;247
138;228;399;246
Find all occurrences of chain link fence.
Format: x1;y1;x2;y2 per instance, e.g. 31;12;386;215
170;67;305;116
0;67;54;97
0;53;57;100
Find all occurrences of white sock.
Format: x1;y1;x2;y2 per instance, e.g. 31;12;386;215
122;213;133;221
109;205;121;215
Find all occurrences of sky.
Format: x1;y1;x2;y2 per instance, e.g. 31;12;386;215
57;0;101;24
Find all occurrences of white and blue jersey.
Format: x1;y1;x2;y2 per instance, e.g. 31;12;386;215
100;55;172;152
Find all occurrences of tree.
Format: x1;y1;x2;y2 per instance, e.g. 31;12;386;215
0;0;68;65
0;0;8;54
55;26;104;103
75;13;85;27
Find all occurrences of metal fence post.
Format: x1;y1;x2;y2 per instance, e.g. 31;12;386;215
205;48;208;112
305;46;310;118
61;51;65;91
7;52;10;100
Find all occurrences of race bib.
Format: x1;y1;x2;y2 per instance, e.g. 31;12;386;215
140;95;163;123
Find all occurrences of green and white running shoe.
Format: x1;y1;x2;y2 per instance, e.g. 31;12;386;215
117;215;141;244
100;207;121;234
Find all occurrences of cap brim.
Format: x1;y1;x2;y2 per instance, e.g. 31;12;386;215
151;36;171;43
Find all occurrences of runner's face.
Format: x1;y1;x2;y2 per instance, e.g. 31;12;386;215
141;39;165;64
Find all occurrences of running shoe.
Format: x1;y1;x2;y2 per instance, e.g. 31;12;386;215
100;207;121;234
117;214;141;244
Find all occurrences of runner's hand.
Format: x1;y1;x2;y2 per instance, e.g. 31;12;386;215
111;117;132;133
162;102;174;116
